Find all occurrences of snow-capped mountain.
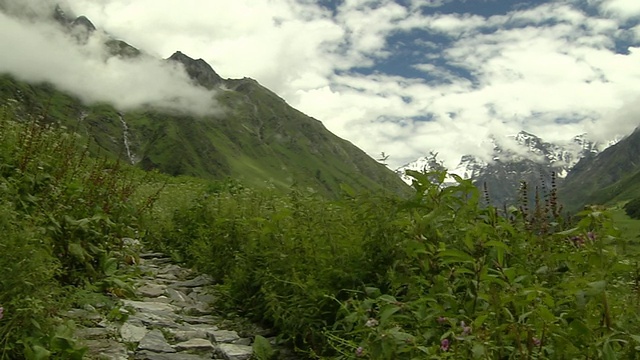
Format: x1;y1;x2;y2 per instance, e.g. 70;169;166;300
396;131;605;205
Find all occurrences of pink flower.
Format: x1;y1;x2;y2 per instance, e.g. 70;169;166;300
440;338;450;351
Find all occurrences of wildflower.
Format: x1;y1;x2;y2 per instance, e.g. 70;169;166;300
0;306;3;320
587;231;596;241
569;235;585;246
440;338;450;351
437;316;447;324
365;318;379;328
355;347;365;357
532;337;541;347
461;321;471;335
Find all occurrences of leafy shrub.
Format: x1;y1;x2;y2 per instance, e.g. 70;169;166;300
0;109;155;358
624;197;640;219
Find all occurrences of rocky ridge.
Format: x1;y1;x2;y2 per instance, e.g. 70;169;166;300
66;252;290;360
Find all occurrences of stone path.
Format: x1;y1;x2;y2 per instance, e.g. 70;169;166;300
67;252;279;360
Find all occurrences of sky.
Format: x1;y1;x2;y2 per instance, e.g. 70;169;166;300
1;0;640;169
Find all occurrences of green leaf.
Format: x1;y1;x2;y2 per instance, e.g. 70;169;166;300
378;294;398;303
472;344;486;359
379;305;401;325
30;345;51;360
556;227;579;236
569;320;591;337
473;315;488;328
537;306;556;323
603;341;617;360
101;257;118;276
630;334;640;344
587;280;607;295
387;326;415;342
365;287;381;297
68;243;88;261
252;335;276;360
485;240;510;251
439;249;474;263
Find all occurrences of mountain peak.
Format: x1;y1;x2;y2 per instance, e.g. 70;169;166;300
167;51;223;90
72;15;96;32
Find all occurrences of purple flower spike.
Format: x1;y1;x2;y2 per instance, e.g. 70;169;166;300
441;338;450;351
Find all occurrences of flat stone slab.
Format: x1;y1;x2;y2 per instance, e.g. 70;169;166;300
170;329;208;342
134;350;210;360
215;343;253;360
142;296;172;304
82;339;128;360
138;284;166;297
171;274;213;288
75;327;112;340
122;300;178;314
183;325;220;341
188;292;216;304
120;322;148;343
156;273;178;280
166;288;190;304
183;303;212;316
65;308;102;321
210;330;240;343
137;330;175;353
180;315;218;325
128;312;180;328
174;338;215;351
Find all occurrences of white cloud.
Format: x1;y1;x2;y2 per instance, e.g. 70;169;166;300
599;0;640;20
1;0;638;170
0;8;219;115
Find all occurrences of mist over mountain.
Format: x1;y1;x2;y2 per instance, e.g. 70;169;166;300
0;1;219;115
0;4;408;196
396;131;609;206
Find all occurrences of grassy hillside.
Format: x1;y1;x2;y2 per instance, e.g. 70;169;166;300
0;74;409;198
559;128;640;212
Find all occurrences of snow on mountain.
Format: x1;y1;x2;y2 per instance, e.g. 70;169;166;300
396;131;603;186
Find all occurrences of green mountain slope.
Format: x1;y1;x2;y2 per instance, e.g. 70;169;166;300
0;70;408;196
0;6;409;197
559;127;640;211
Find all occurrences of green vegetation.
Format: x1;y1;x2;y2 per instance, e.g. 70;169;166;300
3;86;640;358
0;74;408;198
623;198;640;220
0;108;157;359
559;129;640;212
146;168;640;359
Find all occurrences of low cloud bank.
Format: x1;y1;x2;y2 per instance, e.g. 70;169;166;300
0;3;219;116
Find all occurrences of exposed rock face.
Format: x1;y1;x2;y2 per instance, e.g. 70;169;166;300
106;39;142;58
167;51;224;89
72;15;96;32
